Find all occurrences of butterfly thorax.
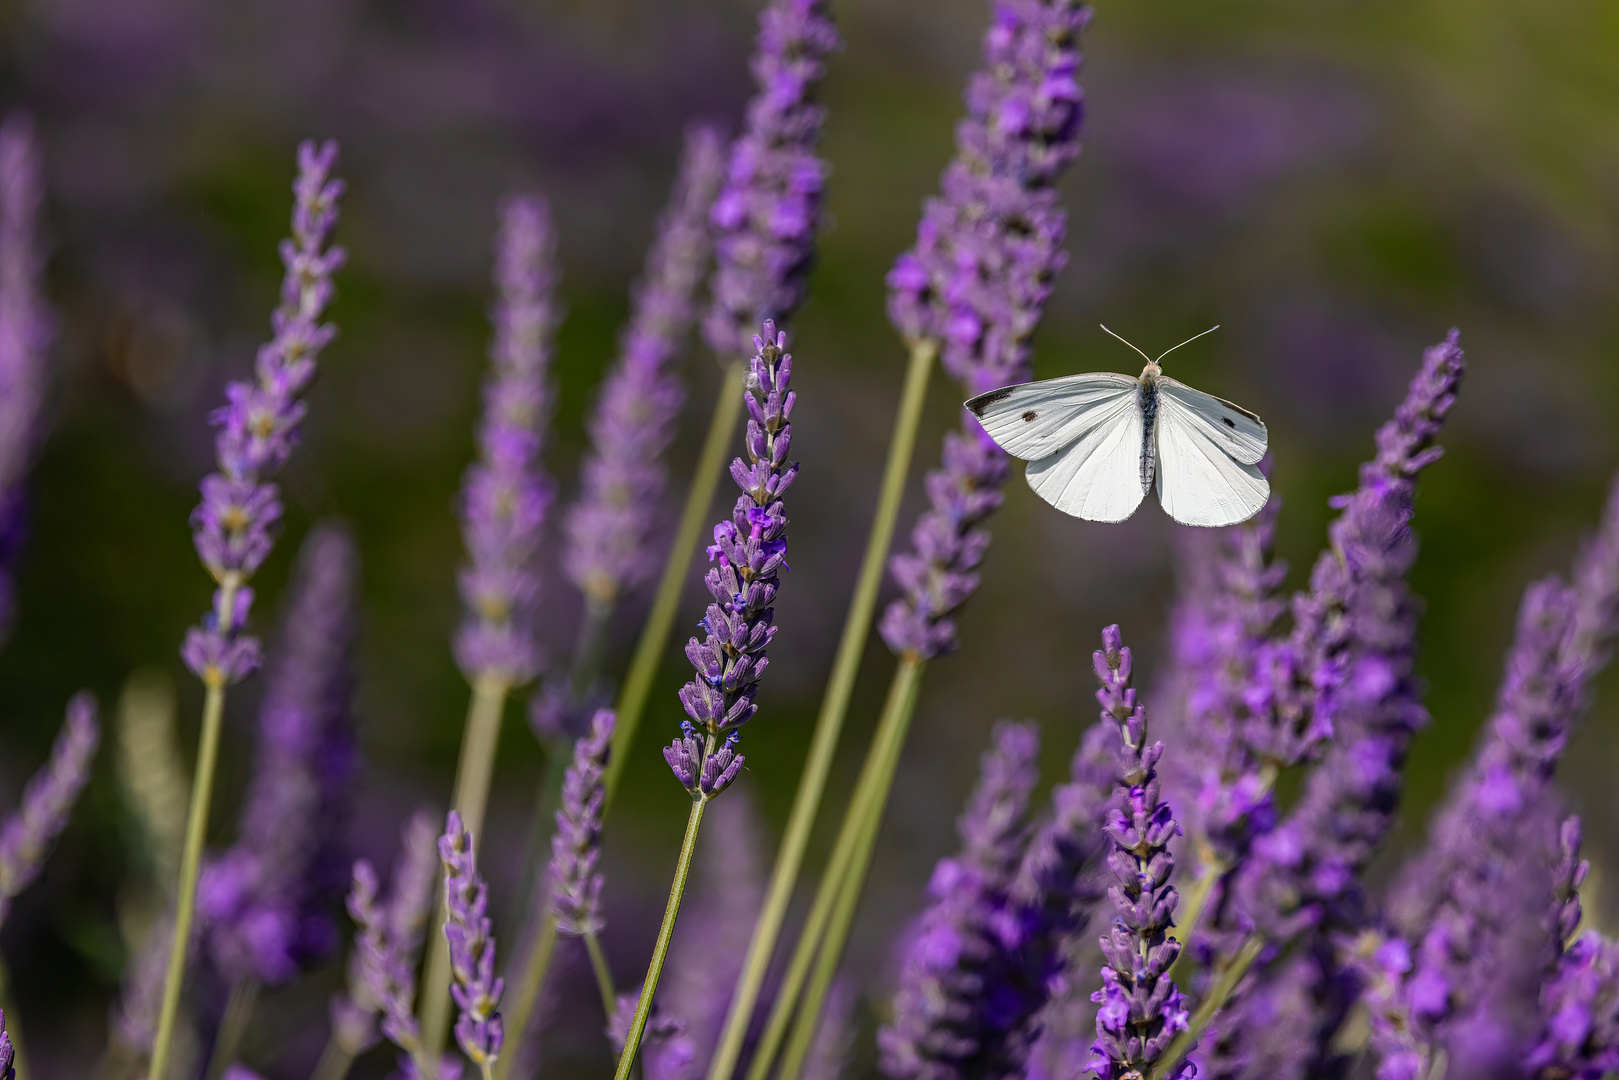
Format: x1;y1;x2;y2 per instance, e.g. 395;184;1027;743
1137;364;1160;493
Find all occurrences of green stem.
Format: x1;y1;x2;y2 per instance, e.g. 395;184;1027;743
149;577;238;1080
604;362;746;807
0;958;32;1080
777;656;924;1080
1149;934;1266;1080
205;979;259;1080
1164;860;1227;987
745;655;925;1080
491;913;558;1080
306;1035;355;1080
420;675;513;1070
613;795;709;1080
584;931;619;1019
706;339;936;1080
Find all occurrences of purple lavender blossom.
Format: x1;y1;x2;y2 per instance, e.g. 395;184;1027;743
113;915;178;1052
1087;625;1192;1080
879;720;1043;1078
342;811;440;1057
665;321;797;796
563;125;726;605
609;988;694;1073
701;0;838;360
221;1067;264;1080
455;195;559;687
1528;930;1619;1080
879;0;1090;660
549;709;613;936
0;691;100;923
440;811;504;1073
182;140;345;688
804;979;857;1080
0;115;50;643
0;1009;13;1080
200;523;359;985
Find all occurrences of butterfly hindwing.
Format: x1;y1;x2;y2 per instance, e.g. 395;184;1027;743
1154;389;1269;527
966;372;1139;462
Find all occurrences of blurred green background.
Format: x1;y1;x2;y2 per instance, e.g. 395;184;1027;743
1;0;1618;1075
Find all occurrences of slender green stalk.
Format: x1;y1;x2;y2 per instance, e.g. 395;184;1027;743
492;914;559;1080
150;575;240;1080
604;362;746;806
1150;933;1266;1080
205;979;260;1080
745;655;925;1080
1164;860;1226;987
420;674;513;1069
706;339;937;1080
0;958;32;1080
777;657;924;1080
584;931;618;1019
306;1034;355;1080
613;795;710;1080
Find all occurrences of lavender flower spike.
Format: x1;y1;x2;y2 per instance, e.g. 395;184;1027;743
1528;930;1619;1079
666;321;797;797
440;812;504;1076
0;691;100;924
183;140;344;687
200;523;359;986
455;196;559;687
880;0;1091;659
340;811;440;1058
1089;626;1193;1080
550;709;614;936
0;1009;12;1080
702;0;838;359
564;126;726;605
0;114;51;642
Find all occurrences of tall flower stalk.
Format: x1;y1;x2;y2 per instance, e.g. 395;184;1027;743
614;320;798;1079
420;194;560;1066
440;813;504;1080
736;4;1091;1075
604;0;836;808
149;139;345;1080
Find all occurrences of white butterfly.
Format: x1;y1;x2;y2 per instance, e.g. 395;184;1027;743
965;326;1269;528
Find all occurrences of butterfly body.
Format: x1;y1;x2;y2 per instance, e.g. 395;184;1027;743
967;356;1269;528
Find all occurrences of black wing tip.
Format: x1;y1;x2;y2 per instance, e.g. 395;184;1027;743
965;385;1015;416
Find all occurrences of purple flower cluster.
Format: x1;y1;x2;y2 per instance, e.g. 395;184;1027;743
563;126;726;607
1088;626;1192;1080
0;692;100;924
0;114;49;642
340;811;440;1057
549;709;614;936
1530;931;1619;1079
879;0;1090;660
455;196;559;686
0;1011;12;1080
701;0;838;360
182;140;345;688
440;811;504;1072
200;524;359;985
665;321;797;797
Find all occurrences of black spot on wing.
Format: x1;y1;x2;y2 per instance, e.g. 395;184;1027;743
966;385;1015;417
1022;410;1037;422
1221;416;1235;428
1209;393;1262;424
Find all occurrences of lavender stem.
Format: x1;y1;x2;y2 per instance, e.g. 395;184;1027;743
1151;935;1266;1080
583;931;618;1021
708;337;937;1080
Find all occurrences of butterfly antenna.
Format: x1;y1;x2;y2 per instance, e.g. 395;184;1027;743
1154;324;1221;364
1099;324;1154;367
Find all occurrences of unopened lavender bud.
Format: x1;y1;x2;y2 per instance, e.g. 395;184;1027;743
0;691;100;924
440;811;504;1070
550;710;614;936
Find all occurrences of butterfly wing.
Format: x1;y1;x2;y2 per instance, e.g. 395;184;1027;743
1024;394;1147;523
1156;377;1267;465
1154;387;1269;527
966;372;1140;461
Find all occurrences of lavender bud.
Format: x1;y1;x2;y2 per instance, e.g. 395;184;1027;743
0;691;99;924
0;1009;13;1080
342;811;439;1057
1527;931;1619;1079
454;196;560;687
550;709;614;936
440;811;504;1070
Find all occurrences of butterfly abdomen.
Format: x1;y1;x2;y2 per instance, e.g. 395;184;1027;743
1137;377;1159;493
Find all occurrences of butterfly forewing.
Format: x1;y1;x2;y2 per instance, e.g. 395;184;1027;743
1154;390;1269;527
966;372;1139;461
1025;395;1146;523
1156;377;1267;465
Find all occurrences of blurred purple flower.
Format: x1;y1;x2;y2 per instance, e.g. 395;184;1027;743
0;114;51;644
610;987;695;1076
702;0;838;359
440;811;504;1072
183;139;345;687
199;523;359;986
804;978;857;1080
549;709;614;937
455;195;559;687
880;0;1091;660
666;321;797;796
0;1009;12;1080
112;914;179;1052
563;124;726;606
342;811;440;1058
1528;930;1619;1080
1087;625;1193;1080
0;691;100;924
